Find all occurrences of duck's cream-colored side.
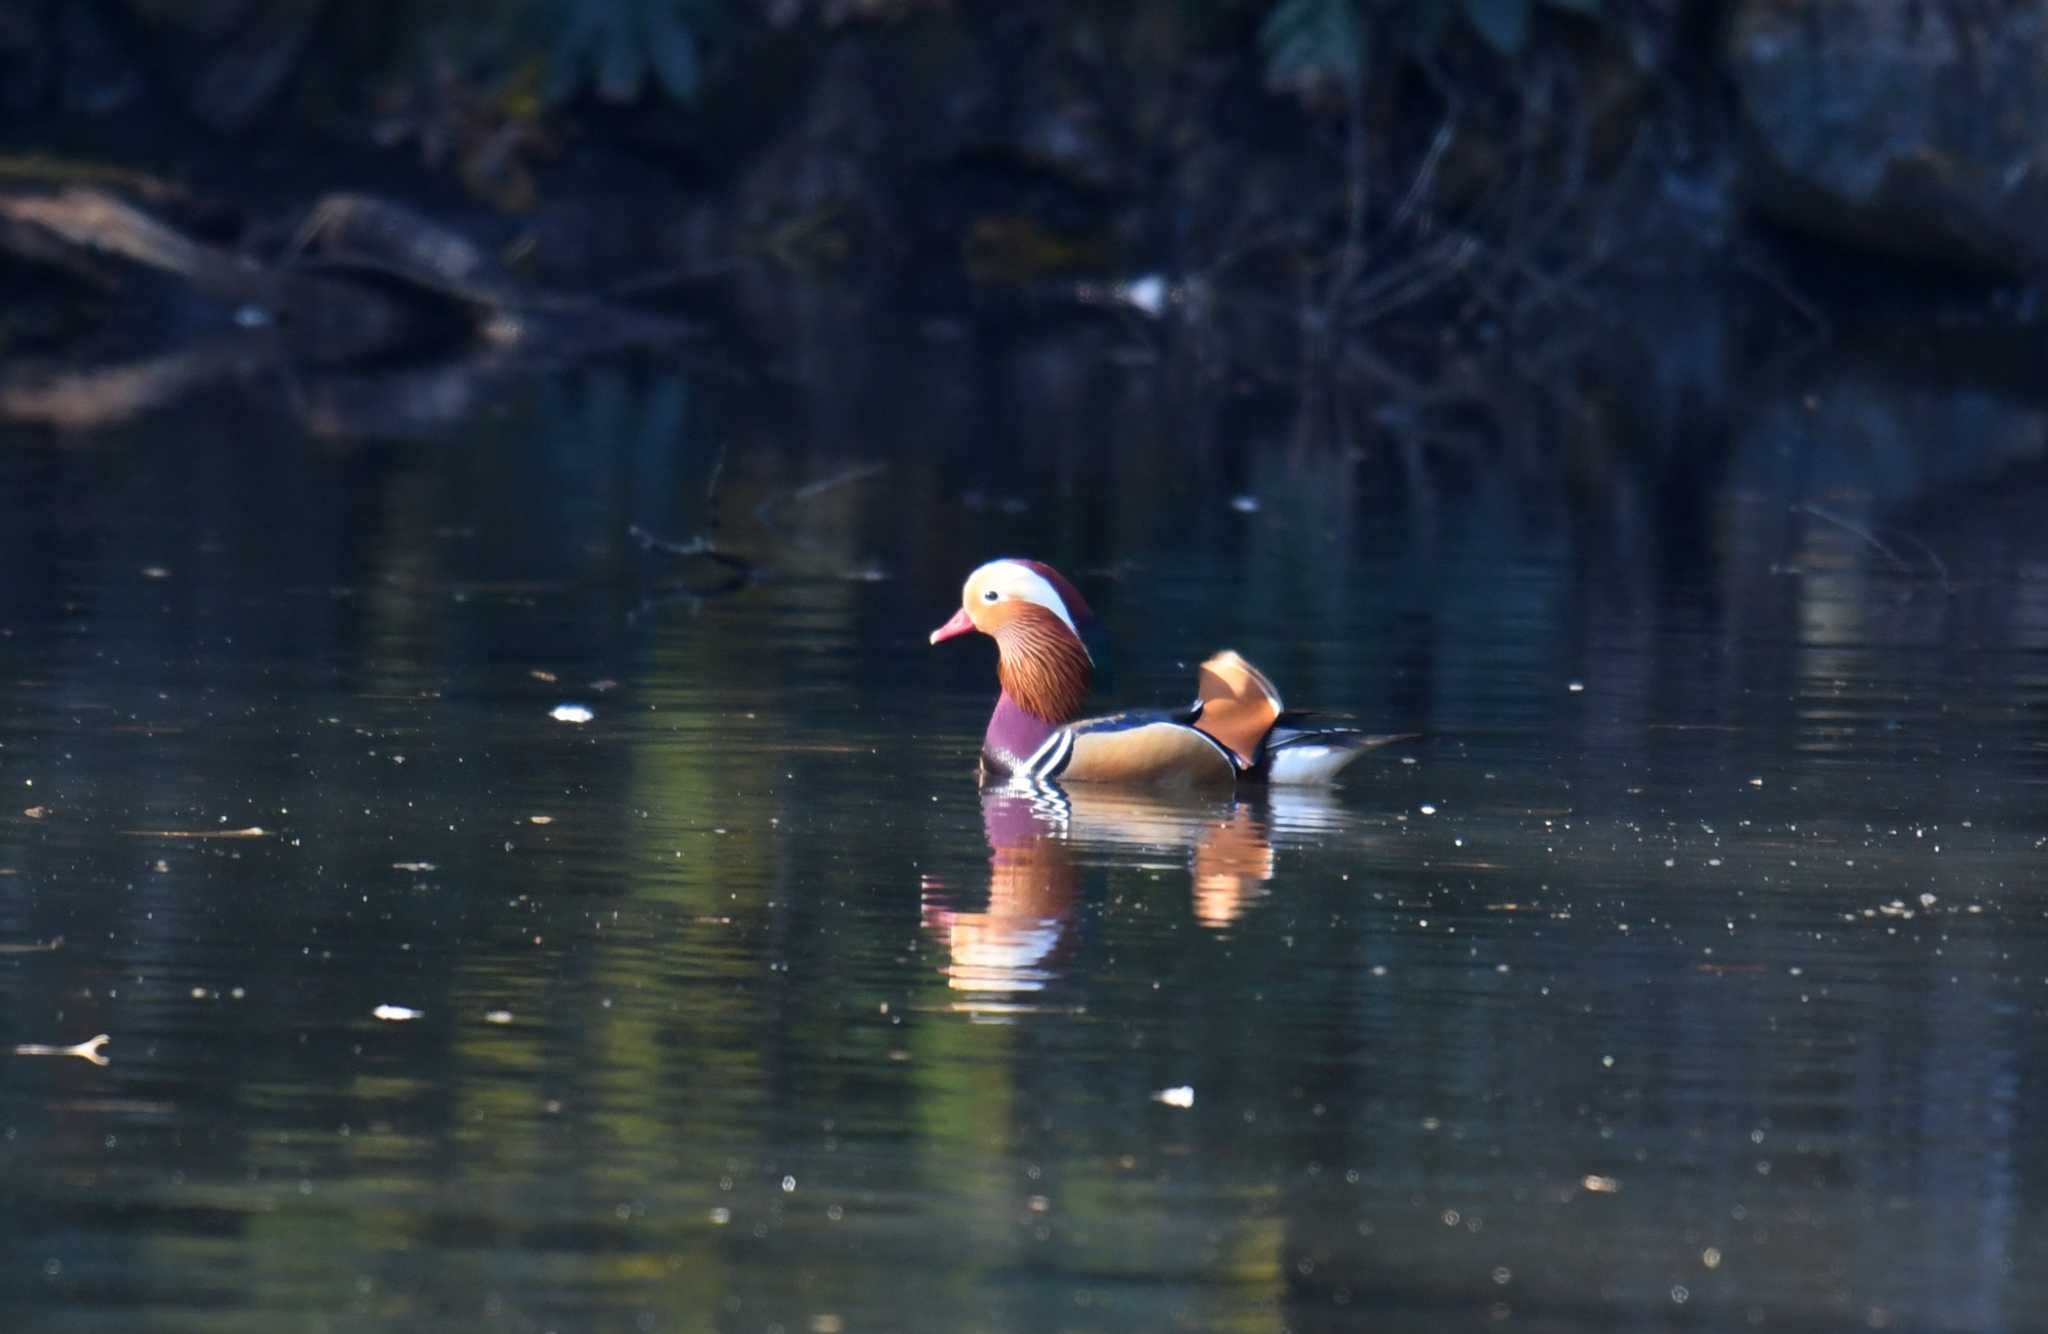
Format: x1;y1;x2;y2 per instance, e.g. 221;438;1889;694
1062;718;1238;787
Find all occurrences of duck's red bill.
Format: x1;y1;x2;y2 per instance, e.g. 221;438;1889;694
929;608;975;644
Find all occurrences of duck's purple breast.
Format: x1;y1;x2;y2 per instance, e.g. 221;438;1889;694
982;691;1059;772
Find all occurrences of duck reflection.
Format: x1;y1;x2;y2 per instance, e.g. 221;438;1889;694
920;786;1083;996
922;784;1349;998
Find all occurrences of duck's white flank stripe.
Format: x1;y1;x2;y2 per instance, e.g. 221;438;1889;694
1019;727;1073;780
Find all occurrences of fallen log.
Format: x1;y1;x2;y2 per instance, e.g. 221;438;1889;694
0;186;692;365
0;187;416;361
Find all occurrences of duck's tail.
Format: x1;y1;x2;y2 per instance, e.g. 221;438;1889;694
1262;725;1416;785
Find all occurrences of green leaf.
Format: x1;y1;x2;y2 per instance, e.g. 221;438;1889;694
1463;0;1532;55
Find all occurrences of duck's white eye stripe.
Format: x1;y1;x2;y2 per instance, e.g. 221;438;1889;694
974;561;1080;639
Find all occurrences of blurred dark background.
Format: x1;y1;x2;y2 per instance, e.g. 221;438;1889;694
0;4;2037;334
6;1;2046;534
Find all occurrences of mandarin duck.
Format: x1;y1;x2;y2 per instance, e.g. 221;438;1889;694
930;558;1408;787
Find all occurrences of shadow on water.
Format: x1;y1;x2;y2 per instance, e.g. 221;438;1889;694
1;260;2047;1332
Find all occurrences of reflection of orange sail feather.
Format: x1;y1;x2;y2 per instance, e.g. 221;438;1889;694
1191;808;1277;928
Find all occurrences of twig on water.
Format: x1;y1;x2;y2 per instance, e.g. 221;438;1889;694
1886;528;1954;595
14;1033;109;1066
626;525;756;599
752;460;889;558
1793;503;1953;593
1793;503;1910;571
758;460;888;516
628;525;730;561
628;460;888;617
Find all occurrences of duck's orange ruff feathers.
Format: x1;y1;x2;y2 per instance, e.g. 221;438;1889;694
994;606;1093;723
1193;651;1283;767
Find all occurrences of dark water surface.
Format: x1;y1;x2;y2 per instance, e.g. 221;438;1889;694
3;309;2048;1333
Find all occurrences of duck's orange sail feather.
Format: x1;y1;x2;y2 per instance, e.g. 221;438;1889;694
1193;651;1282;767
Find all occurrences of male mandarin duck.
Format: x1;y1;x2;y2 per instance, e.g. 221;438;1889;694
930;558;1407;787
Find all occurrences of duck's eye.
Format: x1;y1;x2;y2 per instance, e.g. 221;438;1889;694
982;589;1000;602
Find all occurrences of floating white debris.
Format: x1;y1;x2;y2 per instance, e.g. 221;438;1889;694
1228;495;1261;514
1567;681;1585;693
1419;804;1437;815
484;1010;514;1024
1118;274;1169;317
372;1005;424;1022
549;704;595;724
392;861;437;872
121;826;267;839
1582;1174;1620;1194
13;1033;109;1065
1152;1085;1196;1108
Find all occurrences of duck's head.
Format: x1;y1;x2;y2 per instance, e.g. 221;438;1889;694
931;558;1104;723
